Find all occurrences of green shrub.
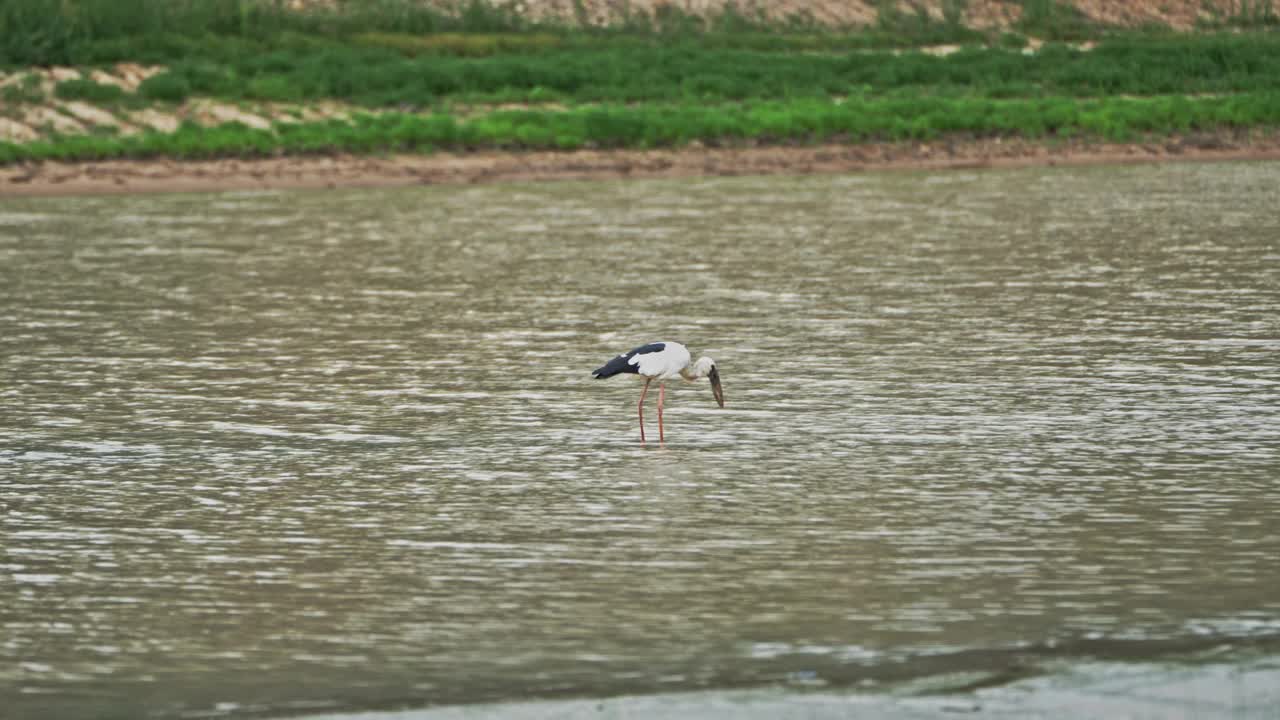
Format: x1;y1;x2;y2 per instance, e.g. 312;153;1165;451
997;32;1029;49
55;78;127;103
1204;0;1280;28
0;0;535;65
1017;0;1097;41
1;73;46;104
0;141;23;163
353;31;561;57
137;71;191;102
173;60;241;95
873;0;986;45
247;74;301;102
9;38;1280;139
5;80;1280;165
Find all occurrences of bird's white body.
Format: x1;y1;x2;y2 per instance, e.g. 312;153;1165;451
628;341;692;380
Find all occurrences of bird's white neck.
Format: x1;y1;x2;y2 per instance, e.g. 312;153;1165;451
681;356;716;382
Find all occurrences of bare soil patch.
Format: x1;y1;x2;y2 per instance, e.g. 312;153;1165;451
435;0;1243;30
5;130;1279;197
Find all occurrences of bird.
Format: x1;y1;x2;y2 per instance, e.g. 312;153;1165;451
592;341;724;443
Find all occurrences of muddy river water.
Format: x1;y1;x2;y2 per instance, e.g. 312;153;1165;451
2;161;1279;718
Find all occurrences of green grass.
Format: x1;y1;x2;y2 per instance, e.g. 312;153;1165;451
1;0;1129;68
873;0;986;46
0;0;531;67
4;0;1280;166
1200;0;1280;29
1017;0;1096;42
26;33;1280;111
136;71;192;102
4;92;1278;165
1;72;45;104
351;31;564;57
54;77;125;102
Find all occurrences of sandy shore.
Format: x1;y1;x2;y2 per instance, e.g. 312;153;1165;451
296;654;1280;720
4;131;1280;197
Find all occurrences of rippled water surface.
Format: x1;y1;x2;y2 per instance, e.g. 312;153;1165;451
3;163;1280;719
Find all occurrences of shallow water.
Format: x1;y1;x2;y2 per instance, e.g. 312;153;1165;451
2;162;1279;719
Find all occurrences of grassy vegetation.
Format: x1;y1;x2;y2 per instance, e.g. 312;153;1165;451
1016;0;1096;41
1201;0;1280;28
21;33;1280;110
54;77;126;103
1;72;45;104
871;0;986;46
0;0;524;67
4;92;1279;165
3;0;1280;165
1;0;1120;68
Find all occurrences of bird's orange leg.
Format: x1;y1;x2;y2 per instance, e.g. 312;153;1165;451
637;377;651;444
657;382;666;444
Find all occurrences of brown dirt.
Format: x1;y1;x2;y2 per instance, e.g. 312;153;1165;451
283;0;1251;29
463;0;1241;30
5;130;1280;197
0;65;354;145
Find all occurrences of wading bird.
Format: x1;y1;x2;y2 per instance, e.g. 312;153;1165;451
592;341;724;443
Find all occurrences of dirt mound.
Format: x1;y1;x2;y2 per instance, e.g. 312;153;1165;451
0;64;358;145
484;0;1240;30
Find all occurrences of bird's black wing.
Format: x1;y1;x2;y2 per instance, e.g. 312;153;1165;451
592;342;666;379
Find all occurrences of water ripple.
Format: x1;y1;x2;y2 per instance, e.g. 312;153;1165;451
2;162;1279;719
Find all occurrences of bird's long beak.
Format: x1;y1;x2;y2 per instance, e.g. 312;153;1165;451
709;367;725;408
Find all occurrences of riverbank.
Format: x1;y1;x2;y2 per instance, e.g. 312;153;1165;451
5;129;1280;197
6;5;1280;184
300;654;1280;720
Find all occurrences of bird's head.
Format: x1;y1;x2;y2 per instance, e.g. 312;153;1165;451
694;356;724;408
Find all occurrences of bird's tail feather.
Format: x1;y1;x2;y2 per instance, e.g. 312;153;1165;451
593;354;640;379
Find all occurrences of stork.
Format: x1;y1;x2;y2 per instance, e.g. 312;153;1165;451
592;341;724;443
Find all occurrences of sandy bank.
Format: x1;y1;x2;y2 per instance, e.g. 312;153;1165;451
297;654;1280;720
4;132;1280;197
